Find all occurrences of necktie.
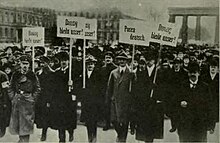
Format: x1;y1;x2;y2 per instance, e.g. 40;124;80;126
120;70;124;77
191;83;196;89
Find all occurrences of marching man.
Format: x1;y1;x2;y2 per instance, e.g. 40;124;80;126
8;55;41;143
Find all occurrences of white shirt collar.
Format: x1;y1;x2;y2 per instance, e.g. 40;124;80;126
119;66;126;73
61;66;68;72
133;68;137;73
189;79;198;88
38;69;43;75
147;64;155;77
210;72;217;80
87;70;93;78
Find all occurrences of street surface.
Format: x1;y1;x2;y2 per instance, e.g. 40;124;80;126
0;120;219;143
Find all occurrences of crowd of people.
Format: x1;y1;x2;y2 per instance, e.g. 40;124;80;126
0;42;219;143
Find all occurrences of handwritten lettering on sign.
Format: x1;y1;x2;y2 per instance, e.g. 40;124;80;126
22;27;44;46
119;19;150;46
150;23;180;46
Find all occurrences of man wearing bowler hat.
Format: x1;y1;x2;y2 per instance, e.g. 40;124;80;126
8;55;41;142
106;50;134;142
175;61;215;142
50;52;77;143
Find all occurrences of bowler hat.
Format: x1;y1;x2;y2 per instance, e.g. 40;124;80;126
188;62;200;73
40;56;50;64
86;55;97;63
116;51;129;60
19;55;31;63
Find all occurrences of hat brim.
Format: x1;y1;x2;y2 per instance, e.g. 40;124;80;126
116;56;128;60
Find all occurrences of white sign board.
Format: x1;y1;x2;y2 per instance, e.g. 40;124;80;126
57;16;85;38
84;19;97;40
119;19;151;46
22;27;44;46
150;22;181;46
57;16;97;40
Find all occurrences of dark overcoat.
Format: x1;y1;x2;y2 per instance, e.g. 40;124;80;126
131;67;166;141
106;67;134;124
200;73;219;123
8;70;41;136
77;69;102;123
176;79;214;142
49;68;77;130
0;70;10;137
35;68;54;128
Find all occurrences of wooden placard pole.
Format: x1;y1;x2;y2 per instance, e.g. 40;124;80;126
69;38;73;92
129;44;135;92
32;46;35;72
150;44;162;98
83;39;86;88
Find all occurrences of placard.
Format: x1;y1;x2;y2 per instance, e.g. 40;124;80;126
119;19;151;46
22;27;44;46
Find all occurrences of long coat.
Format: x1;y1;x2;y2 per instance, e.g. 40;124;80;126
131;66;166;141
35;68;54;128
49;68;77;130
176;79;214;142
106;66;133;124
8;70;41;136
100;63;117;119
200;73;219;123
77;69;102;123
0;70;10;137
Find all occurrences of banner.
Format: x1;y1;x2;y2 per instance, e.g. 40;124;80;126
57;16;97;40
119;19;151;46
57;16;85;38
22;27;44;46
150;22;181;46
84;19;97;40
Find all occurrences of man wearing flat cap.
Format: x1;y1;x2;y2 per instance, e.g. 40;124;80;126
49;52;77;142
100;51;117;131
106;51;134;142
35;56;54;141
175;61;215;142
8;55;41;142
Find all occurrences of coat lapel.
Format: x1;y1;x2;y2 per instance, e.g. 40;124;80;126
119;67;129;84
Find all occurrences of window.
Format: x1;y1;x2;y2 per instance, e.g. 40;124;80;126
0;27;2;37
5;12;9;23
11;28;14;37
5;28;8;37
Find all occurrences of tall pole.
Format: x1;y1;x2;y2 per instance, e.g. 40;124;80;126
69;38;73;92
129;44;135;92
32;46;35;72
83;39;86;88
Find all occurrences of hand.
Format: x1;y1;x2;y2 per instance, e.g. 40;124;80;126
181;101;187;108
209;129;214;134
68;80;73;86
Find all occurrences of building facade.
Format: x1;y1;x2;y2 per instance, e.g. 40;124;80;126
0;5;137;45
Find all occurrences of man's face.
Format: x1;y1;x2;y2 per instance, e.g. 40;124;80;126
20;61;30;73
5;67;11;74
147;59;155;67
118;59;127;67
174;63;181;70
87;62;95;71
133;60;138;69
60;60;69;68
139;63;146;71
105;55;113;64
210;66;218;74
183;58;189;65
188;71;200;82
40;62;48;68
